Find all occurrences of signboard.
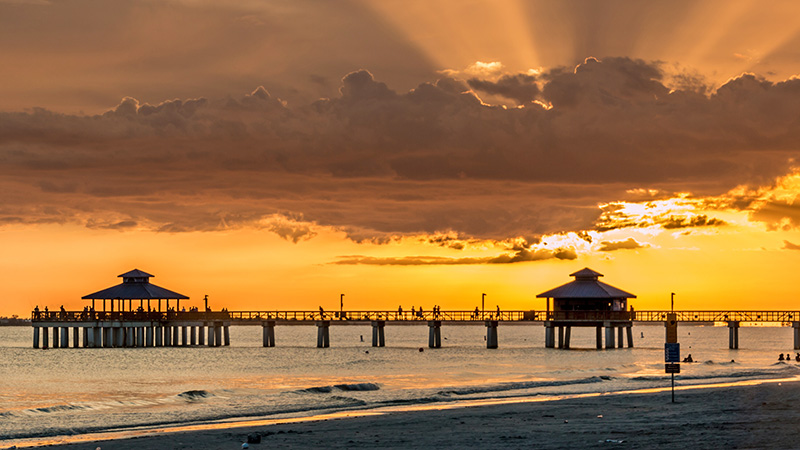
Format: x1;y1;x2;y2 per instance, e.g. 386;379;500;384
665;363;681;374
664;343;680;363
665;313;678;343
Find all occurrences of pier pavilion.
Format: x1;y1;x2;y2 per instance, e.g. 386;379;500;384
537;268;635;349
31;269;231;349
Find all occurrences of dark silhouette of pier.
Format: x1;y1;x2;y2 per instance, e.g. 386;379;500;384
27;268;800;350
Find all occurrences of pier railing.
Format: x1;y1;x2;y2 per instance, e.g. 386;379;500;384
29;309;800;323
31;310;233;322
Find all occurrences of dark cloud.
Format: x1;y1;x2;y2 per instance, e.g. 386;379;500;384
783;240;800;250
467;73;540;104
333;246;577;266
750;200;800;231
598;237;647;252
2;58;800;242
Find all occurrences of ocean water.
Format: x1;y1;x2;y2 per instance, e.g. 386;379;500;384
1;323;799;443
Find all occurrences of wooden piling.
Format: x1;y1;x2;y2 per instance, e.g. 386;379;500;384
262;320;275;347
485;320;498;349
427;320;441;348
596;326;602;349
371;320;385;347
728;321;739;349
544;322;555;348
316;320;330;348
794;322;800;350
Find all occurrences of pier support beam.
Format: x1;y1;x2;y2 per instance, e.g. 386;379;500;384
52;327;59;348
181;326;188;347
173;327;180;347
87;327;95;348
207;323;215;347
262;321;276;347
564;326;571;349
557;326;564;349
33;327;40;349
125;327;134;347
155;326;163;346
94;327;101;348
486;320;498;349
223;326;230;346
316;320;330;348
605;322;615;349
626;325;634;348
137;327;144;347
146;327;154;347
428;320;442;348
73;327;80;348
61;327;69;348
115;327;125;348
103;327;111;347
596;326;602;349
42;327;49;349
728;321;739;349
371;320;385;347
164;326;172;347
198;326;205;346
544;322;555;348
82;327;88;348
214;323;222;347
190;326;197;346
617;327;624;348
794;322;800;350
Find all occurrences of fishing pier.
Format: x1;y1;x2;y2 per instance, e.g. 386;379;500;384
29;269;800;350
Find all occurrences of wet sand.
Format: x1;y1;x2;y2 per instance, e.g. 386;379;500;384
14;379;800;449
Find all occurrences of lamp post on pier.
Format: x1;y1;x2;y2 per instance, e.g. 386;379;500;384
482;293;486;319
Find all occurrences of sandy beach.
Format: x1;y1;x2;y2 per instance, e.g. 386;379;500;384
15;379;800;450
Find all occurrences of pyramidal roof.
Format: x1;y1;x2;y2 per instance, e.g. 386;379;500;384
118;269;154;279
536;267;636;299
82;269;188;300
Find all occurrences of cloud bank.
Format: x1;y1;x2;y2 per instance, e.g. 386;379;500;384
2;57;800;249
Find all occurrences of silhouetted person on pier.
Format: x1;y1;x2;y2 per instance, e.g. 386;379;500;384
319;306;325;318
60;305;66;319
496;305;500;316
474;307;479;319
398;305;403;316
34;306;40;319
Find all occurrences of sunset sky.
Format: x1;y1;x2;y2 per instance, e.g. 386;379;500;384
3;0;800;316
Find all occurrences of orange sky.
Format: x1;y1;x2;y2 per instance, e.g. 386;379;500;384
2;0;800;316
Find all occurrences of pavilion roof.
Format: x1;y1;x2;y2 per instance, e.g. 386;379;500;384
82;269;188;300
536;267;636;299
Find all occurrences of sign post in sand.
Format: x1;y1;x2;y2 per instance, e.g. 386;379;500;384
665;312;679;403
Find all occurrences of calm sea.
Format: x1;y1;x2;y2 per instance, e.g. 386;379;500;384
2;323;799;444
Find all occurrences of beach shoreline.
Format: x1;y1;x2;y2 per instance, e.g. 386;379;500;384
8;378;800;449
